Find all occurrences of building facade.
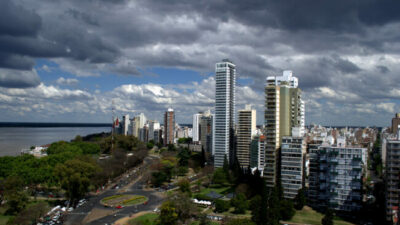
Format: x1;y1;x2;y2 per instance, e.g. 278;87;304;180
200;111;213;154
264;70;304;187
193;113;202;143
385;137;400;221
148;120;160;141
250;135;266;173
281;136;306;199
164;108;175;146
307;141;322;208
214;59;236;168
122;114;130;136
237;105;256;168
318;146;366;212
264;85;280;187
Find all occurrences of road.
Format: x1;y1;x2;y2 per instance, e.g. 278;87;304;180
64;155;163;225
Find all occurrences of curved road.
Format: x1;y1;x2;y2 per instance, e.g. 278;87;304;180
64;155;163;225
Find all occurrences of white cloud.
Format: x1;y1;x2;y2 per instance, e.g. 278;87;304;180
56;77;79;86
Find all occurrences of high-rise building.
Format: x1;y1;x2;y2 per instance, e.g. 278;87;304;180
139;126;148;143
267;70;298;88
122;114;130;136
214;59;236;168
264;71;304;187
200;110;213;154
307;141;323;208
148;120;160;141
132;113;147;138
385;129;400;221
318;146;366;212
164;108;175;146
392;113;400;135
237;105;256;168
250;135;266;173
280;136;306;199
193;113;202;143
264;85;280;187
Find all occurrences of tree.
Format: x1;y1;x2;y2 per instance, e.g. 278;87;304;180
178;179;192;197
250;195;262;224
225;218;256;225
280;200;295;220
177;148;190;167
200;148;207;167
321;209;334;225
10;202;48;225
294;188;306;210
212;168;228;186
230;193;248;214
169;193;199;223
266;186;281;225
151;171;168;187
147;142;154;150
54;158;98;203
159;201;178;225
215;199;230;213
3;177;28;215
198;213;212;225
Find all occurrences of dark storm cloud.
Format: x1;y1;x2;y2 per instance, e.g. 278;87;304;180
376;65;390;74
66;9;99;26
0;69;40;88
1;0;400;125
0;0;41;37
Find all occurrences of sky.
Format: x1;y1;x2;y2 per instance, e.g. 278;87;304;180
1;0;400;126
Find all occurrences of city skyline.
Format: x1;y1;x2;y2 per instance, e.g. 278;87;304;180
1;0;400;127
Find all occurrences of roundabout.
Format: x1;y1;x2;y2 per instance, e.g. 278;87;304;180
100;194;148;207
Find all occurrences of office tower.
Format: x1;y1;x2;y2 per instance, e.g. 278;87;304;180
122;114;130;136
132;113;147;138
139;126;148;142
154;129;161;144
318;146;366;212
214;59;236;168
164;108;175;146
264;70;304;187
237;105;257;168
280;136;306;199
250;135;266;173
385;128;400;221
193;113;202;143
200;110;213;154
392;113;400;135
148;120;160;141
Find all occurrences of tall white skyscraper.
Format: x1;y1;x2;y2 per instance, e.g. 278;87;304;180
122;114;130;136
148;120;160;141
214;59;236;168
192;113;202;142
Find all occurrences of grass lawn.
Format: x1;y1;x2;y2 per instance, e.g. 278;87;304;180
0;215;13;225
190;221;220;225
198;186;232;196
101;194;148;207
284;206;355;225
127;213;158;225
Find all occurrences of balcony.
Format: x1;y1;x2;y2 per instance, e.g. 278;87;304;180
352;157;362;162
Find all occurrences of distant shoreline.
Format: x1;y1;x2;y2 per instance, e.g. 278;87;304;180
0;122;111;128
